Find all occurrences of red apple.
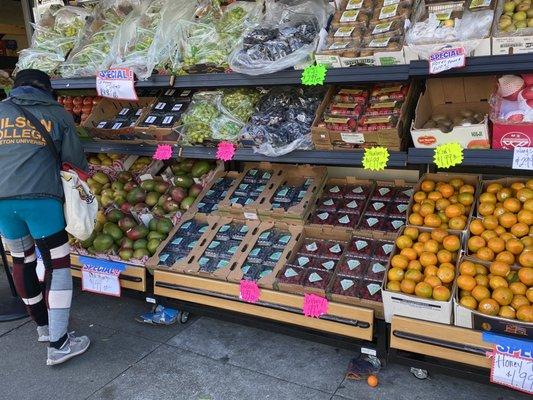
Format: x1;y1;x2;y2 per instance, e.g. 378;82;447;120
522;74;533;86
73;96;83;106
521;86;533;100
83;96;93;105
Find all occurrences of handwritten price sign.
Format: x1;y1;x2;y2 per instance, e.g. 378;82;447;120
82;265;121;297
301;64;328;86
512;147;533;170
429;47;466;74
362;147;389;171
239;280;260;303
490;349;533;394
303;293;329;318
434;142;463;168
96;68;137;101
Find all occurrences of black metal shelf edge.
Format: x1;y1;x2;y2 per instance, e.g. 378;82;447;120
408;148;515;167
51;75;172;90
82;141;407;167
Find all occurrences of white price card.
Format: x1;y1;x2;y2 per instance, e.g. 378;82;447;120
82;265;121;297
429;47;466;74
512;147;533;170
96;68;138;101
490;349;533;394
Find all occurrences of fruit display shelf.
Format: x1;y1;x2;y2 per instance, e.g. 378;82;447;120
407;148;519;168
82;141;409;167
50;54;533;91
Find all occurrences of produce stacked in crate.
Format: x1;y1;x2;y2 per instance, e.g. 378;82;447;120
58;95;100;125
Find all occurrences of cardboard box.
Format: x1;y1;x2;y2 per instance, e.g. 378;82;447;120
406;172;481;240
491;120;533;149
226;220;303;289
382;226;461;324
171;215;260;281
410;77;493;149
82;97;154;141
453;256;533;338
491;0;533;55
259;165;327;223
87;154;139;179
275;225;353;297
311;83;417;151
475;177;529;219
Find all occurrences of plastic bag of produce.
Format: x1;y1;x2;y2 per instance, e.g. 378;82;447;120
181;91;222;144
241;86;325;156
228;0;330;75
16;49;66;75
211;114;244;141
218;88;263;124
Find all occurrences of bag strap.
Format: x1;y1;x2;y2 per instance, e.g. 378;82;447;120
4;99;60;161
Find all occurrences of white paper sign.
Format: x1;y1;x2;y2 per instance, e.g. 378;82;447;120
96;68;138;101
512;147;533;170
35;248;45;283
491;350;533;394
429;47;466;74
82;266;121;297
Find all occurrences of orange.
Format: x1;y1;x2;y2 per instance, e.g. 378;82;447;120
517;209;533;225
458;192;474;206
440;262;455;271
460;184;475;194
518;249;533;268
527;288;533;303
449;194;458;204
437;249;453;264
413;191;427;203
516;188;533;203
367;375;378;388
437;266;455;284
480;192;497;204
400;279;416;294
437;211;449;224
492;287;514;306
498;306;516;320
472;285;491;302
457;275;477;292
469;219;485;235
424;214;442;228
476;247;495;262
443;235;461;252
499;232;515;242
478;299;500;316
432;285;451;301
459;261;477;276
388;267;405;282
482;215;499;231
445;204;465;219
413;242;425;256
511;295;530;310
460;296;478;310
428;191;443;202
431;228;448;243
409;213;423;226
522;237;533;247
420;252;438;267
468;236;486;253
415;282;433;298
448;216;466;230
486;183;503;194
516;305;533;322
391;254;409;270
518;267;533;286
499;212;518;228
387;281;401;292
436;198;451;211
527;179;533;190
506;238;525;255
423;239;440;254
420;180;435;193
493;206;507;218
408;260;423;271
395;235;413;250
405;269;423;283
475;274;489;287
524;199;533;212
419;203;435;217
503;197;522;213
510;281;527;295
512;181;526;192
418;232;431;243
424;265;438;277
506;270;518;284
438;183;455;198
400;248;418;261
424;275;442;288
489;275;508;290
495;251;515;265
487;237;506;254
460;290;471;298
490;261;511;277
494;225;506;235
480;230;498;242
497;188;513;202
511;222;529;238
403;227;419;241
476;264;488;275
449;178;464;189
478;202;495;216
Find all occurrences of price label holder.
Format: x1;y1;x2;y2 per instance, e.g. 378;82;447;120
239;280;260;303
302;293;329;318
512;147;533;170
362;147;389;171
301;64;328;86
429;47;466;74
433;142;463;168
79;256;126;297
96;68;138;101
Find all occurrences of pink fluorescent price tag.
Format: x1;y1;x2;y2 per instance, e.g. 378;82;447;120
240;280;260;303
153;144;173;160
216;141;236;161
303;293;328;318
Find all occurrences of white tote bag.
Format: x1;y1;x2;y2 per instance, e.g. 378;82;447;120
61;169;98;241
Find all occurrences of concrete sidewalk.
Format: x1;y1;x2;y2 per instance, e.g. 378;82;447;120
0;276;528;400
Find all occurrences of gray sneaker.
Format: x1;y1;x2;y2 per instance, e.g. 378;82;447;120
46;334;90;366
37;325;50;342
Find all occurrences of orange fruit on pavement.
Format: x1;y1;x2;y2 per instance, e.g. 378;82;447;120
415;282;433;298
475;274;489;287
418;232;431;243
490;261;511;277
420;252;438;267
476;247;495;262
387;281;401;292
486;183;503;194
517;209;533;225
499;212;518;228
424;275;442;288
518;267;533;286
478;202;495;216
482;216;499;231
460;184;475;194
489;276;509;290
519;249;533;268
506;238;524;255
478;299;500;316
391;255;409;270
487;237;506;254
470;220;485;235
438;183;455;198
443;235;461;252
400;248;418;261
432;285;451;301
511;295;530;310
437;249;453;264
459;261;477;276
424;265;438;277
421;180;435;193
401;279;416;294
403;227;419;240
510;281;527;295
405;269;423;283
424;239;440;254
395;235;413;250
516;305;533;322
431;228;448;243
499;306;516;320
388;267;405;282
408;260;422;271
460;296;478;310
367;375;378;388
437;266;455;284
472;285;491;302
495;251;515;265
503;198;522;213
449;178;464;189
511;222;529;238
468;236;485;253
492;287;514;306
457;275;477;292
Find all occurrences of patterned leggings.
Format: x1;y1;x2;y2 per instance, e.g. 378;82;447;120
5;230;72;349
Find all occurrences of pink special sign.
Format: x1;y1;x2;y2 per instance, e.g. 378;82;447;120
303;293;328;318
153;144;173;160
240;280;260;303
216;141;236;161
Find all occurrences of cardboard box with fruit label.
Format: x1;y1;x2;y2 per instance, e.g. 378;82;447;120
410;77;493;149
491;0;533;55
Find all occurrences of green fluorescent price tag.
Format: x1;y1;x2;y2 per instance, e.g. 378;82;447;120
301;64;328;86
433;142;463;168
362;147;389;171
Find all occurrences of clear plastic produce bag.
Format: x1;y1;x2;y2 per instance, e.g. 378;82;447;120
218;88;263;124
181;92;222;144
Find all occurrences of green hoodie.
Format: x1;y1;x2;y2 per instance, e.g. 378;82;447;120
0;86;88;201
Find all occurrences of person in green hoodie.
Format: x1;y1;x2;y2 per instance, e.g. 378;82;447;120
0;69;90;365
